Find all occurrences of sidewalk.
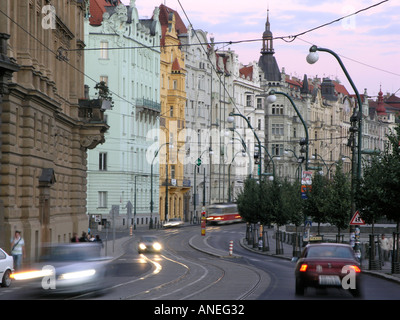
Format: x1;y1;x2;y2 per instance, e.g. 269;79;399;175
188;228;400;285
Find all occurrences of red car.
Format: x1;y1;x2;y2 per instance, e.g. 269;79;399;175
294;243;362;297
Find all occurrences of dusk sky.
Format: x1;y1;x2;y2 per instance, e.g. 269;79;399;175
122;0;400;98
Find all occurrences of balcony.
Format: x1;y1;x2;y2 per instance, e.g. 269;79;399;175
136;98;161;113
160;178;191;188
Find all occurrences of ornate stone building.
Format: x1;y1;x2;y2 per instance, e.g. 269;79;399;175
0;0;108;261
159;4;190;222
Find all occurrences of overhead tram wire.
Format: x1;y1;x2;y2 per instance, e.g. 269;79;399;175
0;0;391;112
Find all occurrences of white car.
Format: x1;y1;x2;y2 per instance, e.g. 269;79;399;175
163;218;184;228
0;248;13;287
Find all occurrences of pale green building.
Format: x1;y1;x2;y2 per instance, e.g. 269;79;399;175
84;1;161;229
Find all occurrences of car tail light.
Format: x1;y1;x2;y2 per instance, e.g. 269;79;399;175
348;265;361;273
299;264;308;272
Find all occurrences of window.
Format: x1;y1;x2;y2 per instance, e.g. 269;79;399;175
170;165;176;179
272;144;283;156
170;106;174;117
100;76;108;86
98;191;107;208
272;124;284;135
100;41;109;59
246;95;252;107
271;105;284;115
257;98;263;109
99;152;107;171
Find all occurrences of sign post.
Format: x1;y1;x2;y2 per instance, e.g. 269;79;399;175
201;207;206;236
350;211;364;260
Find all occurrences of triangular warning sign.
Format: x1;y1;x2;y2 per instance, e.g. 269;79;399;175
350;211;365;225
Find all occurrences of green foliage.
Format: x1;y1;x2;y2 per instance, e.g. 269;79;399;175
236;176;302;227
325;162;351;233
94;81;114;107
357;124;400;229
303;172;328;231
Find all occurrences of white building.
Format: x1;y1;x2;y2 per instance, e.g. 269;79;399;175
84;1;161;229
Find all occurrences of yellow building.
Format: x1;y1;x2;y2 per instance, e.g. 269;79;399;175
158;5;190;222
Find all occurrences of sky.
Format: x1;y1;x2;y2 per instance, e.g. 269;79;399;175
122;0;400;98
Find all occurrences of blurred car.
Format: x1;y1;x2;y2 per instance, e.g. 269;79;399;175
294;243;362;297
163;218;184;228
138;236;162;253
0;248;13;287
11;243;110;294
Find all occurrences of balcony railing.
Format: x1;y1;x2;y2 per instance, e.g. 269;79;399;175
160;178;191;188
136;98;161;113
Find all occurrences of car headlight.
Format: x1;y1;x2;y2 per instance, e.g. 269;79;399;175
139;243;147;250
11;269;54;280
58;269;96;280
152;242;162;251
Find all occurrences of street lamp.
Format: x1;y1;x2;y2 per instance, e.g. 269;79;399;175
193;147;213;223
306;45;362;180
227;112;262;183
151;142;172;228
267;90;309;170
228;150;246;202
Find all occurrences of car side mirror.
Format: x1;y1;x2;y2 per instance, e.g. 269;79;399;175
291;257;299;263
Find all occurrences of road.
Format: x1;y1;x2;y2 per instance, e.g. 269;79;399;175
1;223;400;300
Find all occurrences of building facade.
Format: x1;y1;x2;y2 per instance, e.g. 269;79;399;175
158;4;190;222
0;0;108;260
85;0;161;229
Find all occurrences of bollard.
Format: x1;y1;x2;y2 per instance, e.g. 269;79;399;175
229;240;233;256
129;225;133;236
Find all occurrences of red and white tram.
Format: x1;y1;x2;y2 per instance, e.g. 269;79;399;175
206;203;242;224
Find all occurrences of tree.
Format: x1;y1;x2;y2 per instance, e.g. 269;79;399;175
303;172;328;234
325;162;351;237
236;177;262;224
281;178;303;228
356;156;385;232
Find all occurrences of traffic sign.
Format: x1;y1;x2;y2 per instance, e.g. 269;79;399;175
350;211;365;225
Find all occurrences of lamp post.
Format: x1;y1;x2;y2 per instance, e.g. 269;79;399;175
307;45;364;249
229;128;253;177
151;142;172;228
306;45;362;181
194;147;213;223
267;90;309;170
227;112;262;183
284;148;303;182
228;150;246;202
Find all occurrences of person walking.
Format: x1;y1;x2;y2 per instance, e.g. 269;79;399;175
380;234;390;264
10;231;25;271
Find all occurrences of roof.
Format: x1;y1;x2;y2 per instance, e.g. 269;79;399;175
239;65;253;81
89;0;122;26
159;4;187;46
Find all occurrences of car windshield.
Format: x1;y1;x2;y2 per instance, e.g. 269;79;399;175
141;237;158;242
305;246;354;259
40;244;102;262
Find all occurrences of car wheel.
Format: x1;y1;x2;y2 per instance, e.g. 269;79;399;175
295;278;305;296
1;269;12;287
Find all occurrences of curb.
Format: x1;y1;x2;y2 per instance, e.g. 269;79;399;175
188;235;242;259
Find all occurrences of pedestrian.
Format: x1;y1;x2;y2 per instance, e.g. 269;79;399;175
10;230;25;271
79;231;88;242
94;235;103;248
71;233;79;242
380;234;390;264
